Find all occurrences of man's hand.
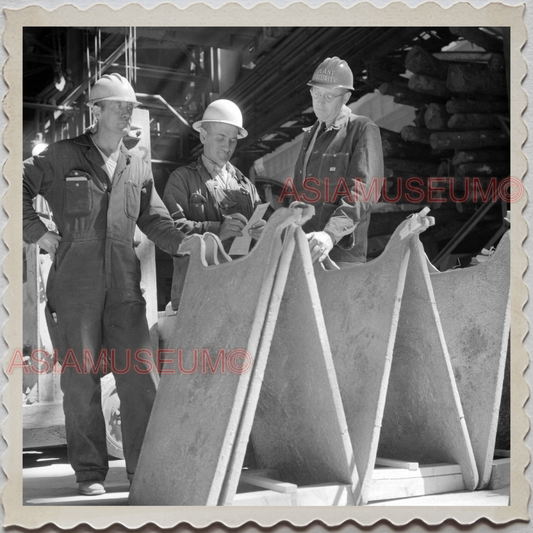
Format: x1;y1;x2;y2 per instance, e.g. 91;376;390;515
36;231;62;262
248;219;266;241
219;213;247;241
307;231;334;263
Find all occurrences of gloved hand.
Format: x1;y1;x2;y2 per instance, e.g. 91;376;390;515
36;231;62;262
307;231;334;263
248;219;266;241
219;213;247;241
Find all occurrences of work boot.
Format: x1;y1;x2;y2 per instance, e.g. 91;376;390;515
78;481;105;496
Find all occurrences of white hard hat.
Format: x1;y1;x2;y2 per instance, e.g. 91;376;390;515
87;73;139;106
193;99;248;139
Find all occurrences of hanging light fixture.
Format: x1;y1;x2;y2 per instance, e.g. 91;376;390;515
32;133;49;156
53;29;66;92
54;70;66;92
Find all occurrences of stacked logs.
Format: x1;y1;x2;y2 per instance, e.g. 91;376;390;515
375;28;509;205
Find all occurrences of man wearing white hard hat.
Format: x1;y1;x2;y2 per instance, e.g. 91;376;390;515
289;57;384;265
163;99;264;310
23;73;187;496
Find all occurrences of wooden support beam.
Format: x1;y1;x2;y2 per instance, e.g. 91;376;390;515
379;128;403;143
430;129;509;151
384;158;439;177
446;99;508;114
494;449;511;458
369;474;465;501
425;103;450;130
455;162;510;178
488;53;506;72
436;160;452;178
488;458;510;490
292;483;354;506
414;104;429;128
382;139;440;161
408;74;451;99
369;464;465;502
448;113;506;131
449;27;504;53
405;45;448;79
434;51;494;63
240;472;297;494
232;482;354;506
379;82;438;107
452;149;510;166
401;125;432;145
232;490;294;506
447;64;507;97
366;63;409;88
365;57;408;75
375;458;419;471
372;463;462;479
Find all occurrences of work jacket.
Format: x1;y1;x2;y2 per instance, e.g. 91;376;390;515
293;105;384;263
23;133;184;293
163;156;261;309
163;156;260;233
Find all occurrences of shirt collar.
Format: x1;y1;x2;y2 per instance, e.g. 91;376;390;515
303;105;352;134
202;154;229;175
327;105;352;131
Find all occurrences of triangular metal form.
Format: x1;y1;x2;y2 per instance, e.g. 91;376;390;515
315;210;478;504
239;227;360;505
427;232;511;489
130;204;484;506
376;231;479;492
129;206;311;505
313;211;426;504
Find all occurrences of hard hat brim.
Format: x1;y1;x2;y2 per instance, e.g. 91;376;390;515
88;96;140;107
307;80;354;91
192;119;248;139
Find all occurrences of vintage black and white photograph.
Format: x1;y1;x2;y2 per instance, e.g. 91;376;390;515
1;1;529;530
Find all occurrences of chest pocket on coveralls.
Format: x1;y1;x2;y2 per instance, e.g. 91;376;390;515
320;153;350;187
64;170;93;216
189;192;207;221
318;152;351;201
220;189;254;220
125;181;142;220
317;152;351;229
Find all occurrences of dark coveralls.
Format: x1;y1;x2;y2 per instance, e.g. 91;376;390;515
163;156;260;309
292;105;384;263
23;133;185;482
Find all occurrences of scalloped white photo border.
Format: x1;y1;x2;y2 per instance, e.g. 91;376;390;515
1;2;529;530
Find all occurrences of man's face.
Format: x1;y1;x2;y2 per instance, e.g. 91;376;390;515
93;100;134;137
310;87;350;125
200;122;239;166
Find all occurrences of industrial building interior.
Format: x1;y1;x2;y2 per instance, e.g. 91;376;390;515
23;26;510;309
22;26;511;507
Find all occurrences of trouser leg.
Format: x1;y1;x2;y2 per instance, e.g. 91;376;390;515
52;286;109;483
60;363;108;482
103;287;157;480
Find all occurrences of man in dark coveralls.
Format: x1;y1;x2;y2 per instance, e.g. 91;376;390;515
290;57;384;265
22;73;186;496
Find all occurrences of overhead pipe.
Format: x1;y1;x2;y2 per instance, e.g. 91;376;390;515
135;93;190;128
59;40;128;112
110;63;210;84
23;102;76;112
